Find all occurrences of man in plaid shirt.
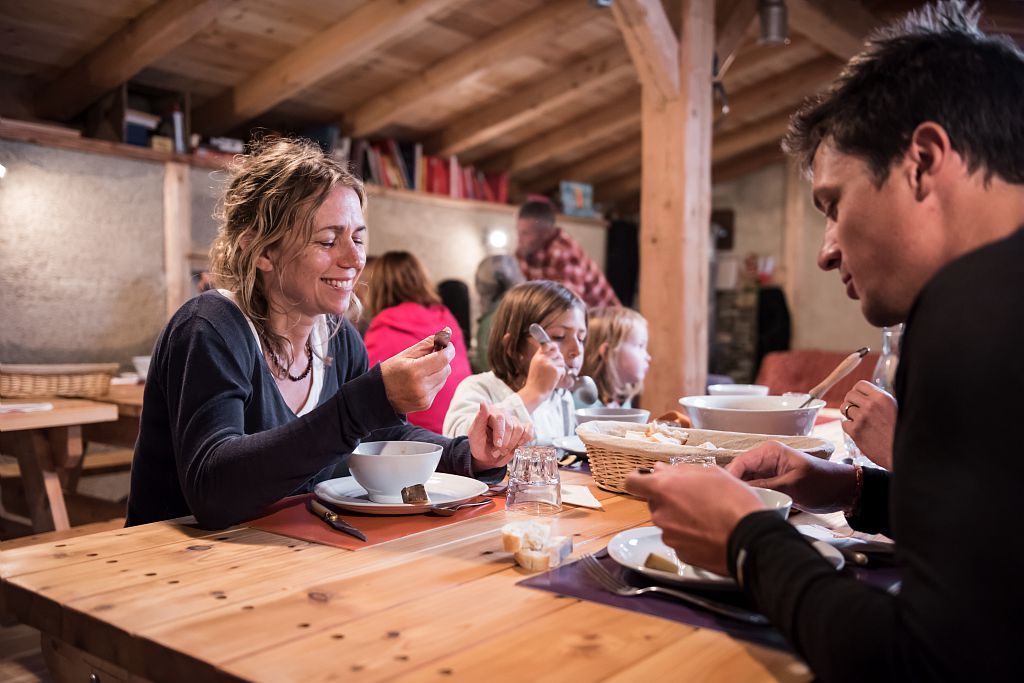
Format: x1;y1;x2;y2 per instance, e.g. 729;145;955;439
514;200;621;308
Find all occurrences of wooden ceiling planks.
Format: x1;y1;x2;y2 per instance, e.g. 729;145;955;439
3;0;1007;206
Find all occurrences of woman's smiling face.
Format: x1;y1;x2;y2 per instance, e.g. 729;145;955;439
260;185;367;324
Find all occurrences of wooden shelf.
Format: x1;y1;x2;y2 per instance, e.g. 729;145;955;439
0;120;606;225
366;183;606;226
0;119;224;169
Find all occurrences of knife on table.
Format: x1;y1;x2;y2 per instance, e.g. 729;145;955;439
306;499;367;542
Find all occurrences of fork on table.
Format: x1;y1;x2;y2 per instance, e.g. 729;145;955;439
579;553;771;626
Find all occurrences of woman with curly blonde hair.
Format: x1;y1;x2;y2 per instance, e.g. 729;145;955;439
127;138;528;529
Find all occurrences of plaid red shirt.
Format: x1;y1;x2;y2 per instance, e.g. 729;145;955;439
517;228;621;308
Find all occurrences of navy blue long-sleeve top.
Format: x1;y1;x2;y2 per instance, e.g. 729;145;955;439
126;291;496;529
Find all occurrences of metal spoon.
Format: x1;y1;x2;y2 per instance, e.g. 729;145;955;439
428;498;494;516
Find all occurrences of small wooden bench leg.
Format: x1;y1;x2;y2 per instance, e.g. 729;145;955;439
41;632;144;683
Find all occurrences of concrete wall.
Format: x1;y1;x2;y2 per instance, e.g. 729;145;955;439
712;162;879;352
0;140;608;367
0;140;167;365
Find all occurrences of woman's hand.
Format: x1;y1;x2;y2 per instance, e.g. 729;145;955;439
467;402;533;470
726;441;859;513
517;342;566;412
625;464;764;576
841;381;897;469
379;330;455;414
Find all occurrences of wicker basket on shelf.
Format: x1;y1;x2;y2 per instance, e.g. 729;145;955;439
577;420;834;494
0;363;119;399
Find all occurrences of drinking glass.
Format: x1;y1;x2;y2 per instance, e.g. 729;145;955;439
506;446;561;514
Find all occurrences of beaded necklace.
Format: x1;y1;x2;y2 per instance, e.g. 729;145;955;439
268;339;313;382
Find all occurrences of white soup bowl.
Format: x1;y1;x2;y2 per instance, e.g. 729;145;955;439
347;440;442;504
576;407;651;425
679;394;825;436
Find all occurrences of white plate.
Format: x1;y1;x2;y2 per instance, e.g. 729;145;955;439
552;435;587;455
607;526;844;590
314;473;488;515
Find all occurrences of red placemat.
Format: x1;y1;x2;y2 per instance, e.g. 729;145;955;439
247;493;505;551
815;414;841;425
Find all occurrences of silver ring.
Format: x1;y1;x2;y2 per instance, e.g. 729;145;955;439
841;402;855;420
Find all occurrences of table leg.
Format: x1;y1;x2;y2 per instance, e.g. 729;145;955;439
5;430;71;532
50;425;84;493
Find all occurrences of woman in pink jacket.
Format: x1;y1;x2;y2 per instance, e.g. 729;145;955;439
363;251;471;432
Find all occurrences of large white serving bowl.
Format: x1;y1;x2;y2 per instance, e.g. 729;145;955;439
575;407;651;425
679;395;826;436
347;441;442;504
707;383;769;396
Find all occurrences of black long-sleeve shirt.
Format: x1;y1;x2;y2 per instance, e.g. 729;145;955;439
126;291;498;529
727;227;1024;681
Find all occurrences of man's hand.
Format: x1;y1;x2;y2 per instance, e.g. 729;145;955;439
726;442;859;513
467;402;533;471
841;381;897;469
625;464;764;576
379;329;455;414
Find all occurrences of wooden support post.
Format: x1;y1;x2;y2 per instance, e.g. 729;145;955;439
616;0;713;409
163;162;191;319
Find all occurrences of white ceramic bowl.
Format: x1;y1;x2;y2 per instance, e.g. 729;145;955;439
575;407;651;425
753;486;792;519
131;355;151;381
678;395;826;436
707;383;770;396
347;441;442;504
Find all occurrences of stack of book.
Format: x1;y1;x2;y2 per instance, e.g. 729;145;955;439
322;134;509;204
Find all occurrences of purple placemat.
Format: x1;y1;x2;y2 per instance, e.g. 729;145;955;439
559;458;591;475
519;550;903;651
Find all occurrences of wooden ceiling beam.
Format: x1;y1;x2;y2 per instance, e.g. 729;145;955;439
612;0;680;101
523;136;642;191
717;54;842;130
594;169;643;202
484;92;641;175
347;0;587;138
595;141;789;203
715;0;758;77
712;109;793;163
426;44;633;158
788;0;879;60
193;0;460;135
34;0;237;120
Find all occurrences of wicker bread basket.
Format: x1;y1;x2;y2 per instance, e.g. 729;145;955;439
0;363;119;398
577;420;834;494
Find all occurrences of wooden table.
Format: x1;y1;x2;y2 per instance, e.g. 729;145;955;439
0;468;811;683
85;383;144;449
0;399;117;532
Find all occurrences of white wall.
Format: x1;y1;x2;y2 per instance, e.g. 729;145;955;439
712;161;879;352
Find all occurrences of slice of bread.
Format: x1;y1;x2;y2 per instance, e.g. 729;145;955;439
502;522;573;572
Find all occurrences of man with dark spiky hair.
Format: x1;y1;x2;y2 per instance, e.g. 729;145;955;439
625;2;1024;680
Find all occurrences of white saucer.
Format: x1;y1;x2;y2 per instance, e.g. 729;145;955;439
552;435;587;455
314;473;488;516
607;526;844;590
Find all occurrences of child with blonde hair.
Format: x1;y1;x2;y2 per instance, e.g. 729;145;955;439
580;306;650;408
444;281;586;445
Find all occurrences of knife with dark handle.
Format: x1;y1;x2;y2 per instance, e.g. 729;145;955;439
307;499;367;542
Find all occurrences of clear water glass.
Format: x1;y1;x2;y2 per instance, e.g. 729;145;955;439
506;446;561;514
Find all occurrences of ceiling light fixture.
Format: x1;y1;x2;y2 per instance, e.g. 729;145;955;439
758;0;790;46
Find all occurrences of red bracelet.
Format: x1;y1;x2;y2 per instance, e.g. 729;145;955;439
843;464;864;517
